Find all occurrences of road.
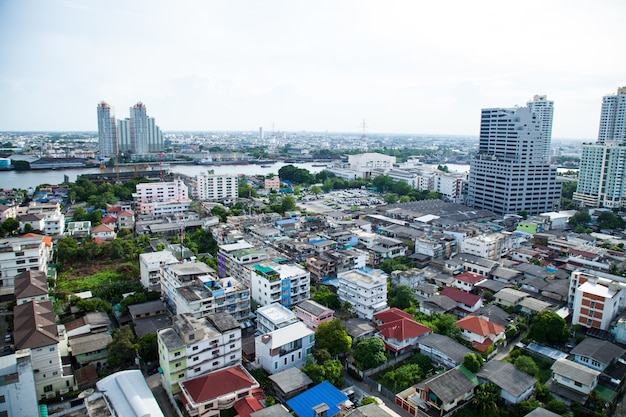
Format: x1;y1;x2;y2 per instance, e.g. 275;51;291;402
343;371;411;417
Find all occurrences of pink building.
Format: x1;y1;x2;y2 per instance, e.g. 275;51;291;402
293;300;334;330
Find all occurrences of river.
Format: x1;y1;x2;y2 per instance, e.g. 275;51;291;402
0;162;329;190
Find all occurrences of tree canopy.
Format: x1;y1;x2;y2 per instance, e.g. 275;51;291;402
353;337;386;370
315;319;352;356
528;310;569;345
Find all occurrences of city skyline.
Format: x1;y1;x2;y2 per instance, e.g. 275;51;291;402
1;1;625;138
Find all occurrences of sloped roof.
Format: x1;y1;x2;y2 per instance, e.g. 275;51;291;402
14;300;59;349
570;338;626;366
441;286;482;307
374;307;413;323
70;332;112;356
455;315;505;337
422;295;457;312
455;271;485;284
418;334;472;364
91;224;115;233
19;213;44;221
377;318;430;342
181;364;258;403
476;360;536;397
426;367;477;404
287;381;348;417
20;233;52;247
14;270;48;299
101;215;117;224
551;358;600;386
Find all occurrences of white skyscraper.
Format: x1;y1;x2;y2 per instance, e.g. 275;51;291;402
97;101;117;158
527;94;554;162
575;87;626;208
467;100;562;216
129;102;164;155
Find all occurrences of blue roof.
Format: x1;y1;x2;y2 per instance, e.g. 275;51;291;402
276;218;297;225
287;381;348;417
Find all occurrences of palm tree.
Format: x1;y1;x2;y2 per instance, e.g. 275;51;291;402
471;383;500;415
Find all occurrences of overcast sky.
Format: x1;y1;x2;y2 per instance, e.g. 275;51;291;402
0;0;624;139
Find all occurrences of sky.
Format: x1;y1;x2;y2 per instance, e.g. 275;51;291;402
0;0;625;139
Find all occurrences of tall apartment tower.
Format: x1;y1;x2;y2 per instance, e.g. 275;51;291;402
97;101;117;158
129;102;164;155
467;99;562;216
527;95;554;162
574;87;626;208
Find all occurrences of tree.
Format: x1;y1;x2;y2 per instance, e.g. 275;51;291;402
1;218;19;236
384;193;398;204
107;326;138;369
383;363;423;392
312;286;340;309
211;205;229;222
353;337;386;370
372;175;394;193
301;361;325;384
281;195;297;212
389;285;415;310
597;211;625;230
568;209;591;229
529;310;569;345
512;355;539;378
471;383;500;415
463;353;483;373
310;185;322;196
315;319;352;356
138;333;158;364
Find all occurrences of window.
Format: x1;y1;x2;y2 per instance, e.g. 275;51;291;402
179;373;185;378
52;371;58;376
0;395;5;403
50;347;55;352
192;346;198;351
230;344;236;348
174;351;181;357
44;385;53;393
15;252;24;257
574;381;583;387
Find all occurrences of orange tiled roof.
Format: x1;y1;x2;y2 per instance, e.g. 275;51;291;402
454;315;505;337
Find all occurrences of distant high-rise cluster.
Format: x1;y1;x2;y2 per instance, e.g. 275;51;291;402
96;101;164;158
574;87;626;208
466;95;562;215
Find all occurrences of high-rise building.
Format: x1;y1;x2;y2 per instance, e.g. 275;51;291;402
574;87;626;208
467;99;562;216
527;95;554;162
97;101;117;158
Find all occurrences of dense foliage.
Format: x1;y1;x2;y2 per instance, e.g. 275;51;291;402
352;337;386;370
314;319;352;356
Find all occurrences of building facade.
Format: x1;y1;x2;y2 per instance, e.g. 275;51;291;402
97;101;117;157
337;268;388;320
196;172;239;201
134;179;190;215
254;322;314;375
467;102;562;215
249;261;310;308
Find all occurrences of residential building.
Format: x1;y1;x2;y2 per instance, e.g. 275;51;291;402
19;214;45;233
196;172;239;200
135;179;190;215
337;268;388;320
0;353;39;417
97;101;117;157
249;261;310;308
178;365;260;417
527;94;554;162
454;315;505;352
493;288;529;308
117;209;135;230
139;250;180;291
68;332;112;370
395;367;477;417
90;369;164;417
14;269;48;305
66;221;91;237
158;312;242;395
467;102;562;215
160;261;216;310
256;303;300;335
453;271;486;293
417;333;472;369
286;381;349;417
255;322;314;375
440;287;483;315
434;171;465;203
127;101;163;154
476;360;536;404
268;368;313;403
374;308;431;354
460;233;510;260
0;204;17;222
14;300;76;400
91;224;116;240
293;299;334;331
570;337;626;373
0;234;51;296
575;87;626;208
265;176;281;191
550;358;600;396
570;271;626;331
348;153;396;174
217;241;268;282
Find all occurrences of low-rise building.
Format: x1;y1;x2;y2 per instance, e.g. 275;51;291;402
0;353;39;417
0;234;51;296
476;360;536;404
454;315;505;353
337;268;388;320
14;269;48;305
417;333;472;369
250;261;310;308
255;322;314;375
550;358;600;396
139;250;180;292
256;303;300;335
293;300;334;331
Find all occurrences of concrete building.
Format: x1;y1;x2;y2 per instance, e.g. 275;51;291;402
196;172;239;200
0;353;39;417
14;269;48;305
160;261;216;309
337;268;388;320
265;176;281;191
527;94;554;162
348;153;396;174
249;261;310;308
570;271;626;331
14;300;76;400
467;102;562;215
0;235;52;296
460;233;511;260
293;299;334;331
89;369;164;417
97;101;117;157
255;303;300;335
217;240;269;283
139;250;180;292
134;179;190;215
434;171;465;203
575;87;626;208
129;101;163;154
255;322;314;375
158;312;242;395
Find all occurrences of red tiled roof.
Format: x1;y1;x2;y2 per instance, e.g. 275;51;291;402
234;395;265;417
374;307;413;323
118;210;134;216
455;271;485;284
441;287;482;307
64;316;87;332
454;315;505;337
92;224;115;233
101;215;117;224
21;233;52;247
377;318;431;341
106;206;122;213
472;339;494;352
181;365;258;404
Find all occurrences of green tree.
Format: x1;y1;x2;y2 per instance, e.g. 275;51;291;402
310;185;323;196
360;397;378;406
529;310;569;345
597;211;625;230
463;353;483;373
315;319;352;356
1;218;19;236
311;286;340;309
372;175;394;193
353;337;386;370
137;333;158;364
568;209;591;229
561;181;577;199
389;285;415;310
383;363;423;392
513;355;539;378
322;359;343;387
107;326;138;369
471;383;500;415
281;195;297;212
211;205;229;222
384;193;398;204
301;360;325;384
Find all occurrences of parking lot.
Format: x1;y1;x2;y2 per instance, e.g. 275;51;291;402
298;190;384;213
